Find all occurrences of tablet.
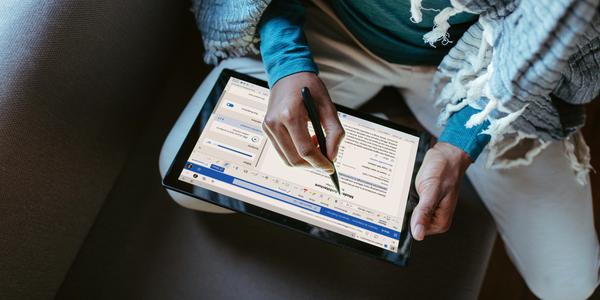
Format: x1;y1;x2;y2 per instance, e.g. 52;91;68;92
163;69;430;266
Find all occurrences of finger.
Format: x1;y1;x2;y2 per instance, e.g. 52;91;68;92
411;178;442;241
269;122;311;168
262;122;291;166
311;135;319;146
319;101;345;161
283;116;335;173
424;192;458;235
264;113;310;167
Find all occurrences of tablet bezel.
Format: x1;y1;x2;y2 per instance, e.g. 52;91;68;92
162;69;430;266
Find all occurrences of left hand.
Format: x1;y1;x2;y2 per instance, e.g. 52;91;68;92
410;142;472;241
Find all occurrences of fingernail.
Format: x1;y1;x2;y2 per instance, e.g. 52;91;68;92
325;167;335;175
414;224;425;241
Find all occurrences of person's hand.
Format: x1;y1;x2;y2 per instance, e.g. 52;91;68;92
411;142;472;241
262;72;344;173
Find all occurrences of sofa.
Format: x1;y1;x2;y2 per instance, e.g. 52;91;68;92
0;1;498;299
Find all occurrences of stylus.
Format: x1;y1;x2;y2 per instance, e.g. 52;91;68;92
300;87;341;195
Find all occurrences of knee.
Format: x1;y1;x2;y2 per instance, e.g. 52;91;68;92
526;264;599;300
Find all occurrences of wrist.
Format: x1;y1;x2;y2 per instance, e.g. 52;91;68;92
266;58;318;88
434;142;472;172
438;106;491;161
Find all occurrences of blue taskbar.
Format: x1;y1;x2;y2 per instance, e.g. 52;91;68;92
185;162;401;240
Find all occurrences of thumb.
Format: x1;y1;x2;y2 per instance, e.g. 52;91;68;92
411;179;441;241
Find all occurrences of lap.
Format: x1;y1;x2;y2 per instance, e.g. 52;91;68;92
402;84;599;299
467;144;599;299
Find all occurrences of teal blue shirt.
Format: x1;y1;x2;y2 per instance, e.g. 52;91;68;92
331;0;477;65
258;0;489;160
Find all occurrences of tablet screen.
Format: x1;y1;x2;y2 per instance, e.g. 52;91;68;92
178;76;419;252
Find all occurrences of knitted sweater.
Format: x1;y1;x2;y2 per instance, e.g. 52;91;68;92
191;0;600;183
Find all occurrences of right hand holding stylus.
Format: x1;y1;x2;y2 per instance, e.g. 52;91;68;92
262;72;344;174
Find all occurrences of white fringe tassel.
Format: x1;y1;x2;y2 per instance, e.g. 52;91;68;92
564;132;594;185
410;0;467;47
423;7;461;47
410;0;424;23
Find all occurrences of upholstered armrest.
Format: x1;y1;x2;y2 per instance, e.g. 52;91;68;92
0;0;189;298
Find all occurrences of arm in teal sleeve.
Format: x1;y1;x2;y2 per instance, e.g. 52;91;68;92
439;106;491;161
258;0;318;88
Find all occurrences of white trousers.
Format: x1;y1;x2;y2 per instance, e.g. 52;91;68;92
159;2;599;299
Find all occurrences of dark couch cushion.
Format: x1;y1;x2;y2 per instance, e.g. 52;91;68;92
0;0;190;298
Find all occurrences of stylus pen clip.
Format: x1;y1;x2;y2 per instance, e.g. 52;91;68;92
300;87;341;195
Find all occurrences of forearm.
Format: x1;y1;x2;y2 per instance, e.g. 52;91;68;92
258;0;318;87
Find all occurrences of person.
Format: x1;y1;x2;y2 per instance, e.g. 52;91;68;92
160;0;600;298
